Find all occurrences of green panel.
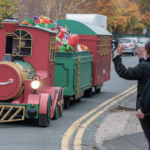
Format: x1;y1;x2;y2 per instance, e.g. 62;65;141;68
26;104;39;119
57;19;112;36
16;60;36;79
54;58;75;96
112;32;150;40
54;53;93;96
73;58;93;93
56;51;91;58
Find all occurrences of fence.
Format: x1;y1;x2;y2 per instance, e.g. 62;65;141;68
113;33;150;40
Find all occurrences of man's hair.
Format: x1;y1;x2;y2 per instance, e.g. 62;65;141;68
145;40;150;54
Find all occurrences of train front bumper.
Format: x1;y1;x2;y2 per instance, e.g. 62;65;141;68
0;103;26;123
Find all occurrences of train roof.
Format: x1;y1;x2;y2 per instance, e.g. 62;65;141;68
57;19;112;36
0;25;57;34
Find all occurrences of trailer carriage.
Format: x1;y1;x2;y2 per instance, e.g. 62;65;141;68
54;19;112;107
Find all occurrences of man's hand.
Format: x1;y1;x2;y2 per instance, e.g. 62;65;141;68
114;43;126;57
136;109;145;119
137;47;145;59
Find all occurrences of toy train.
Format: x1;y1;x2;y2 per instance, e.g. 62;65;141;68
0;17;112;126
0;18;64;126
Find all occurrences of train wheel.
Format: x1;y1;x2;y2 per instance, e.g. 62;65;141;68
85;88;92;97
34;119;38;126
53;99;60;120
64;97;70;109
47;96;51;124
95;87;101;93
76;98;81;103
59;88;63;117
38;94;51;127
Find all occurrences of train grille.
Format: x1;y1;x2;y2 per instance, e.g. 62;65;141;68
0;105;26;123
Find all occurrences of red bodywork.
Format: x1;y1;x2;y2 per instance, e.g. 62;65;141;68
1;22;19;34
78;35;112;87
0;26;63;119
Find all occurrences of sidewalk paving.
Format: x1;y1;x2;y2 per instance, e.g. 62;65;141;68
104;132;147;150
118;93;137;111
96;95;148;150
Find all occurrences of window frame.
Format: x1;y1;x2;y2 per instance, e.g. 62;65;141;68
49;37;56;62
13;29;33;57
100;36;104;55
100;36;110;56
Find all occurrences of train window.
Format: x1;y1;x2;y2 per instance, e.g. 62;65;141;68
104;36;107;55
13;30;32;57
103;37;105;55
107;37;110;54
100;36;110;56
100;36;103;55
49;37;56;62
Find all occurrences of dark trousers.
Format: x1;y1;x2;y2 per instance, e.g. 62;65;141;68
140;118;150;150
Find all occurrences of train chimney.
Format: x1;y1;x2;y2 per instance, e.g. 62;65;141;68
1;18;19;61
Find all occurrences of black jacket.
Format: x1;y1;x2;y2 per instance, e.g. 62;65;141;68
113;55;150;114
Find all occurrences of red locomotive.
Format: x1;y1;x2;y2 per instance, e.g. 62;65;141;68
0;18;64;126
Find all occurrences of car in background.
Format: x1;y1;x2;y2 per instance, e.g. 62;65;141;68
118;38;137;56
124;37;139;51
137;37;150;49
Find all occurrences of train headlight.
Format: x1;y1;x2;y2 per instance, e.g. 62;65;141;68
31;75;40;94
31;80;40;89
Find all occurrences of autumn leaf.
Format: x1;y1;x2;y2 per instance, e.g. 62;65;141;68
0;0;22;24
83;0;145;33
93;145;97;148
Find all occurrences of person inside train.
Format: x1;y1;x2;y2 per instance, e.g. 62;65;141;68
113;41;150;150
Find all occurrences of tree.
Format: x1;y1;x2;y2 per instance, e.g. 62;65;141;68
135;0;150;33
83;0;145;33
0;0;22;23
23;0;148;34
23;0;47;19
24;0;89;20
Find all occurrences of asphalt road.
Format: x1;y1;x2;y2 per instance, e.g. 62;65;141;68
0;55;139;150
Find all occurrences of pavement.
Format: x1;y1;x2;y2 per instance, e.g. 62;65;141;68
104;133;148;150
96;93;148;150
118;92;137;111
